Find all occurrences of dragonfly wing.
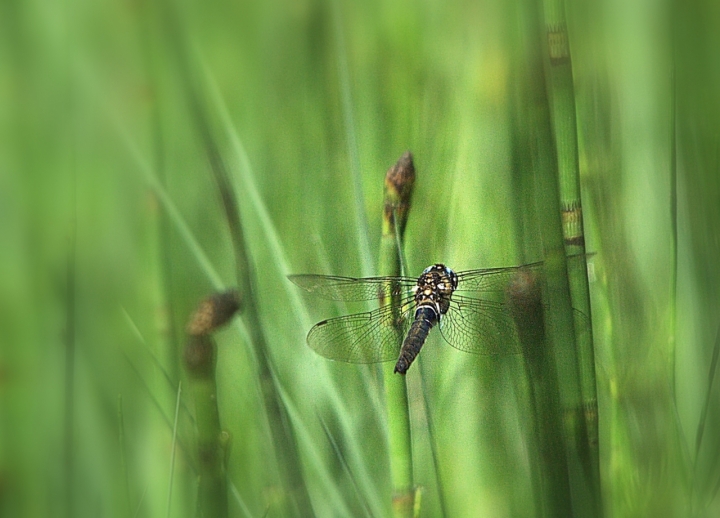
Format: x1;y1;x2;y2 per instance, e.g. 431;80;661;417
438;295;521;355
456;254;593;293
455;262;544;293
306;302;413;363
288;274;415;302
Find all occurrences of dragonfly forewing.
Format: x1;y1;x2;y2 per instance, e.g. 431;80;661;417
455;262;544;293
288;274;415;302
456;254;593;293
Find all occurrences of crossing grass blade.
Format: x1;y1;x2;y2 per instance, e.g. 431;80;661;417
197;47;391;518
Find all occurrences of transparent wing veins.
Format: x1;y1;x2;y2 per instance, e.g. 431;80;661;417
455;262;544;293
288;274;416;302
306;298;415;363
438;295;522;355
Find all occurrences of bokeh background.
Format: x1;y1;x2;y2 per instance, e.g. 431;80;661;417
2;0;719;516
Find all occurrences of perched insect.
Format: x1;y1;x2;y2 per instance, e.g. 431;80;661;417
289;260;558;374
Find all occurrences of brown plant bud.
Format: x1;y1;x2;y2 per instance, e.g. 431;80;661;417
186;289;241;336
383;151;416;238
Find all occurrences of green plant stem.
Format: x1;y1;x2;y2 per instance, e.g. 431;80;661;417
199;122;313;516
542;2;602;509
380;153;416;518
381;259;414;518
536;0;603;513
532;138;591;517
518;0;596;514
384;364;414;513
186;336;227;518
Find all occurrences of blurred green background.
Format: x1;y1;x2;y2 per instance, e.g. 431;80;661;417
1;0;719;516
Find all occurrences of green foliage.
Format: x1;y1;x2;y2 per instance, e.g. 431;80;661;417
2;0;720;517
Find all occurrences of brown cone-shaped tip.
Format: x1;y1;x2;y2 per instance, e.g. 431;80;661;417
383;151;416;237
384;151;415;201
186;289;242;336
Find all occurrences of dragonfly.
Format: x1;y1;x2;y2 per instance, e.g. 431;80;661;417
289;260;554;374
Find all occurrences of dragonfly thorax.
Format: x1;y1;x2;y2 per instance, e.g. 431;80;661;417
413;264;458;318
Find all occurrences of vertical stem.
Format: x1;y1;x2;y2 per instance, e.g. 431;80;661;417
515;0;597;513
185;334;227;518
63;210;76;518
541;1;602;510
380;153;416;518
183;291;240;518
384;362;414;517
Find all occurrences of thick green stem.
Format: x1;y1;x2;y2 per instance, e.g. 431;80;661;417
514;0;598;514
380;152;416;518
185;334;228;518
542;0;602;513
183;292;240;518
384;360;414;517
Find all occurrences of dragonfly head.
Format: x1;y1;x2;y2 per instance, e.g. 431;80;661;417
421;264;459;291
415;264;458;316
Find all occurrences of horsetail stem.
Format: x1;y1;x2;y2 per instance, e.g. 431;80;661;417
380;152;417;518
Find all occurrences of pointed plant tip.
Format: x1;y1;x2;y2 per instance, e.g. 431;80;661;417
186;289;242;337
383;151;416;235
385;151;416;200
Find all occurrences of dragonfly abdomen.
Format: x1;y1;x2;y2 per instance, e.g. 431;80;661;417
394;306;438;374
